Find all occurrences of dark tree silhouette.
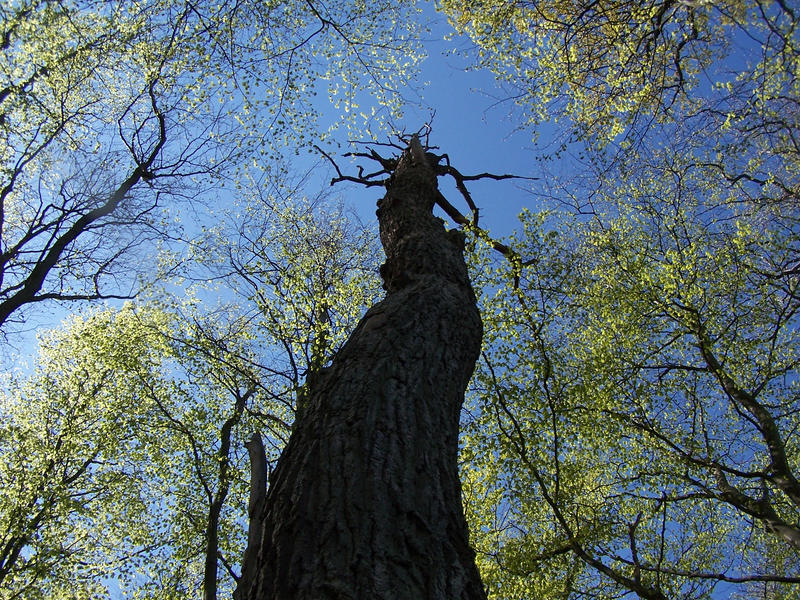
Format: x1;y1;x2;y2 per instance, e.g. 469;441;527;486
236;135;489;599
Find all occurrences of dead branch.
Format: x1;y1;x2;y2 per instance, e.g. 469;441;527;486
313;140;538;287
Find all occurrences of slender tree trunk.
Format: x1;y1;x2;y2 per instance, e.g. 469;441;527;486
237;144;486;599
238;433;267;596
207;388;252;600
204;503;221;600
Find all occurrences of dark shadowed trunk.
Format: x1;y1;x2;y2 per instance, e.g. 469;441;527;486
236;142;486;599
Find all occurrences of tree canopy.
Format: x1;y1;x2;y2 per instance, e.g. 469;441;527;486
440;0;800;597
0;0;421;332
0;192;380;598
2;0;799;598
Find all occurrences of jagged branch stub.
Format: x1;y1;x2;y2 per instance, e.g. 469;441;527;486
315;130;538;286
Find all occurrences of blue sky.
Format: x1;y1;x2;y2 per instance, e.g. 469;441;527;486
359;29;541;238
295;3;545;239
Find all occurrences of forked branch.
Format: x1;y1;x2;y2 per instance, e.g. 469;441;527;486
315;136;538;286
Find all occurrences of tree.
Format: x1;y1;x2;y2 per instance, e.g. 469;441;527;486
437;1;800;596
0;192;382;599
146;191;382;599
440;0;799;183
0;0;423;334
461;201;800;598
195;183;383;410
237;136;489;599
0;306;172;599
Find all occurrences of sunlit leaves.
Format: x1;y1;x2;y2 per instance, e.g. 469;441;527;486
0;0;423;331
0;189;381;598
441;0;797;151
462;187;800;597
0;306;169;599
442;2;800;595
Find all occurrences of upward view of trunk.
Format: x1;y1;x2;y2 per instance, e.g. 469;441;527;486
237;143;486;599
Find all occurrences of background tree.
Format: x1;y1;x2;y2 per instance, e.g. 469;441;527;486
439;0;800;597
0;306;171;600
144;190;382;599
462;201;800;598
0;191;380;599
0;0;422;334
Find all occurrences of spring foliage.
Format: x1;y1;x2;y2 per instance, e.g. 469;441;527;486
0;0;421;330
445;0;800;597
0;196;380;599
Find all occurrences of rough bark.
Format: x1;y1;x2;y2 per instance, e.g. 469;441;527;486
238;144;486;599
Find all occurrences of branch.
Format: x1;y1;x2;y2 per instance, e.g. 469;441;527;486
612;551;800;584
313;141;535;286
436;162;538;228
218;550;241;582
691;312;800;508
481;351;668;600
0;79;168;328
314;145;389;187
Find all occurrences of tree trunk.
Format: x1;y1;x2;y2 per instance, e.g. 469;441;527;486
238;143;486;599
204;503;221;600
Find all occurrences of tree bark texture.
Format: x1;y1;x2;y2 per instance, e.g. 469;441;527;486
238;145;486;599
